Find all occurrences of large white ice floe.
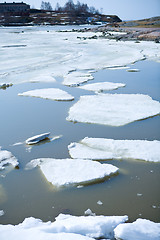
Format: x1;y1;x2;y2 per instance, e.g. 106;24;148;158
63;71;94;86
0;147;19;170
67;93;160;126
26;132;50;145
114;218;160;240
0;214;128;240
68;138;160;162
78;81;125;92
18;88;74;101
25;158;118;187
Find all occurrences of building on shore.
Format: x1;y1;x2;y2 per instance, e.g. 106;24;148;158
0;2;30;15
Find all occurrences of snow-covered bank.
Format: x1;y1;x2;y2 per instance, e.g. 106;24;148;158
67;93;160;126
25;158;118;187
18;88;74;101
0;147;19;170
68;138;160;162
0;214;128;240
0;28;160;85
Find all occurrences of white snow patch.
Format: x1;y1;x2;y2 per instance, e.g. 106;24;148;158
18;88;74;101
114;218;160;240
67;93;160;126
0;214;128;240
63;71;94;86
26;132;50;145
0;210;4;217
25;158;118;187
0;147;19;170
78;82;125;92
68;138;160;162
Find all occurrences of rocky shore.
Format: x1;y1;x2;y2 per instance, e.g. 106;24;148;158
85;16;160;42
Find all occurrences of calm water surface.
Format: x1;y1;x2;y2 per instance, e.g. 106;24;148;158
0;59;160;225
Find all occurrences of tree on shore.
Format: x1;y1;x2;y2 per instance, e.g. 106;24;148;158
54;0;99;15
40;1;53;11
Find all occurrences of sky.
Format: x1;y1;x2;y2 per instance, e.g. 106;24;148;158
1;0;160;20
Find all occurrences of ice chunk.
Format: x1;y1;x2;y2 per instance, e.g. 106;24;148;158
18;88;74;101
67;94;160;126
63;71;94;86
0;214;128;240
53;214;128;239
68;138;160;162
114;218;160;240
97;200;103;205
25;158;118;187
84;209;96;216
0;147;19;170
0;210;4;217
78;82;125;92
26;132;50;145
127;69;140;72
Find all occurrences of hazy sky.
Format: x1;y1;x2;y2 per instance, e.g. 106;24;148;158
1;0;160;20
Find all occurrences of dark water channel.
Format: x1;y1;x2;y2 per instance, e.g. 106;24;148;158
0;60;160;225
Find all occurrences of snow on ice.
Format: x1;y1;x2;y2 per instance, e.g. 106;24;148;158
18;88;74;101
0;147;19;170
25;158;118;187
68;138;160;162
78;82;125;92
0;214;128;240
114;218;160;240
67;93;160;126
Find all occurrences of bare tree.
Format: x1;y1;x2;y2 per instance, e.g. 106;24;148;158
41;1;52;11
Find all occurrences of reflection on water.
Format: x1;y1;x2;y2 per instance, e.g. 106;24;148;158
0;60;160;224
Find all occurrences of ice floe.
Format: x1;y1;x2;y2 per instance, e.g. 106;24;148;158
18;88;74;101
25;158;118;187
67;93;160;126
78;81;125;92
63;71;94;86
68;138;160;162
0;214;128;240
26;132;50;145
114;218;160;240
0;147;19;170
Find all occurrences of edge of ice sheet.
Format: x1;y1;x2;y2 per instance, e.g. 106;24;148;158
78;81;126;92
0;147;19;170
0;214;128;240
18;88;74;101
25;158;119;187
26;132;50;145
62;71;94;86
68;138;160;162
66;93;160;126
114;218;160;240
